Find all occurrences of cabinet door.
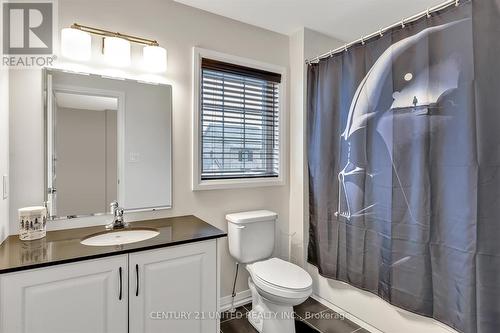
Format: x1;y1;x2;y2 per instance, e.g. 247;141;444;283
129;240;217;333
0;255;128;333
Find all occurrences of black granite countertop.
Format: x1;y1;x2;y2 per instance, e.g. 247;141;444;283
0;215;226;274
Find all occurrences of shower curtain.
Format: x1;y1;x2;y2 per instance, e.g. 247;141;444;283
307;1;500;333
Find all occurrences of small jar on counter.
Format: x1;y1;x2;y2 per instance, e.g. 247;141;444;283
19;206;47;241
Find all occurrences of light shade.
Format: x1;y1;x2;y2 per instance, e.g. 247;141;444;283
103;37;131;67
61;28;91;61
143;45;167;72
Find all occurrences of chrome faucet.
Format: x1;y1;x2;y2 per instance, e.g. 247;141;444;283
106;201;128;230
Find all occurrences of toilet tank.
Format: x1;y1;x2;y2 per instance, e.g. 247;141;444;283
226;210;277;264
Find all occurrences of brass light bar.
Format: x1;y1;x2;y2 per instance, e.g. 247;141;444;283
71;23;159;46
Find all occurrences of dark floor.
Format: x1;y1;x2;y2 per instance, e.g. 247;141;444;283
220;297;370;333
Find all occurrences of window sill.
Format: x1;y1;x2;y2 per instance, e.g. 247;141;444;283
192;177;285;191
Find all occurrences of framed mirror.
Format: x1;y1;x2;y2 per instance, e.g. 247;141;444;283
44;68;172;220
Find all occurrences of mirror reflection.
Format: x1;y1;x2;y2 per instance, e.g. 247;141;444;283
45;68;173;220
53;92;118;217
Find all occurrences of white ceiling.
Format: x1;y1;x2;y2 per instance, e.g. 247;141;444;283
174;0;446;41
55;92;118;111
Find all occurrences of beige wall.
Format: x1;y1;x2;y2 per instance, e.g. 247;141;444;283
55;107;116;216
288;28;306;266
8;0;289;300
0;67;9;242
0;2;9;243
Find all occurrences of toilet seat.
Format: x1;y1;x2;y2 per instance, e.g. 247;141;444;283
247;258;312;299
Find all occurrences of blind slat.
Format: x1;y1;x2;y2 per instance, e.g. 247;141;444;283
202;76;279;93
202;105;279;118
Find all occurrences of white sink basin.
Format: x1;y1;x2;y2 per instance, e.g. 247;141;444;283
81;227;160;246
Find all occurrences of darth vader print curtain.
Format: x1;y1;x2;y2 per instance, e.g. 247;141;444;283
307;1;500;332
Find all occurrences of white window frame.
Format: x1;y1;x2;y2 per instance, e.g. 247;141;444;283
192;47;287;191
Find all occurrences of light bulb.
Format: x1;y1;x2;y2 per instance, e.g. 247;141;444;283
61;28;91;61
143;45;167;72
103;37;131;67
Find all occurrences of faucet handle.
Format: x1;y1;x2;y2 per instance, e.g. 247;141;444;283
115;208;127;228
106;201;127;229
110;201;119;214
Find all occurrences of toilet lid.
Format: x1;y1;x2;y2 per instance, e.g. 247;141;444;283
250;258;312;291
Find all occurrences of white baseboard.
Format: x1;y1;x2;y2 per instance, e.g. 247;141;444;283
311;293;384;333
220;289;252;312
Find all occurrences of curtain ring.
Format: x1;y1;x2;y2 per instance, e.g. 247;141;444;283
455;0;459;6
426;8;431;18
329;50;334;57
344;44;348;52
379;29;384;37
361;37;365;45
401;18;406;28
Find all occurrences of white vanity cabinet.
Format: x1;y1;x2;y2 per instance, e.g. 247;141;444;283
0;255;128;333
0;240;219;333
129;240;217;333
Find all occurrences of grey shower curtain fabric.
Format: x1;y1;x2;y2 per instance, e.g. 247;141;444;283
307;1;500;332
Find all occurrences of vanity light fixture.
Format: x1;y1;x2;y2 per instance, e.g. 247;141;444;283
61;23;167;72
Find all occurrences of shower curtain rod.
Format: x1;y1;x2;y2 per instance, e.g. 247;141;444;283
305;0;462;64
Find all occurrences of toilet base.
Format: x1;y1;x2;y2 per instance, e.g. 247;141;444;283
247;278;297;333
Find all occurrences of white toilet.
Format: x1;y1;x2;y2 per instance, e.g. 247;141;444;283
226;210;313;333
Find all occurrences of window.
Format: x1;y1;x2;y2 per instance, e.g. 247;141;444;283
193;48;285;190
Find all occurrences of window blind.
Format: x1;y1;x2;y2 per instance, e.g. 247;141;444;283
200;58;281;180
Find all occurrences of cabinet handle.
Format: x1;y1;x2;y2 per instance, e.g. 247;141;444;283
118;267;123;300
135;264;139;296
